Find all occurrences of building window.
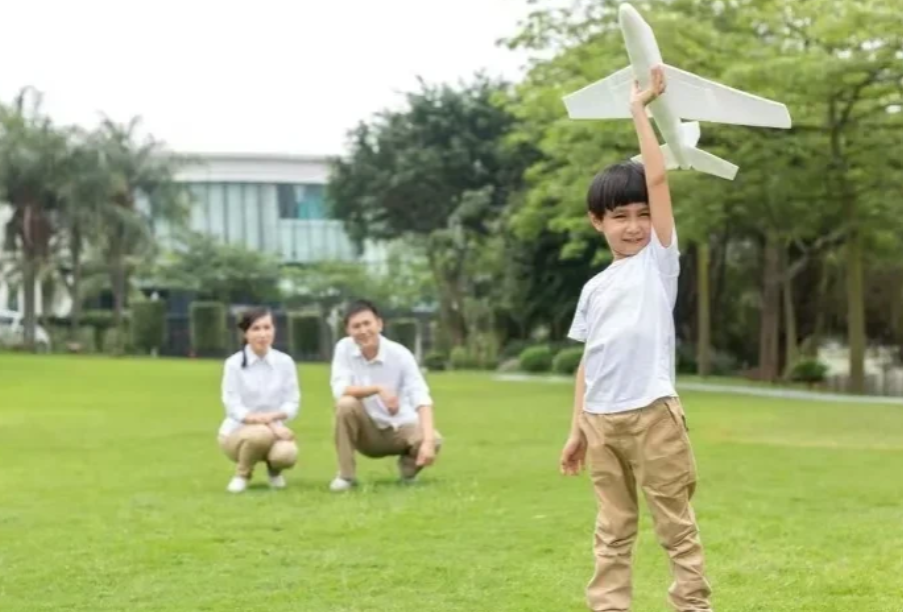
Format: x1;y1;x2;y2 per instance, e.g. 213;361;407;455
296;184;325;220
277;183;326;219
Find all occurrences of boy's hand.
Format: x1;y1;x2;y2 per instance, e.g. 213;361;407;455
630;65;666;108
560;433;587;476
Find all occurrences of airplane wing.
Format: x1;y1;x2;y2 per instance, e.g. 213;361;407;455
662;64;792;128
562;65;635;119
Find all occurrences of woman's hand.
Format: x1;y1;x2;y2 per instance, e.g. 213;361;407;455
244;412;279;425
270;424;295;441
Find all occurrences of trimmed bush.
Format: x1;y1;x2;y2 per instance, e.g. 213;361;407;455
288;312;323;359
190;301;227;356
131;300;167;355
423;351;448;371
790;358;829;387
82;309;116;353
102;326;132;355
388;318;418;352
519;345;554;373
553;347;584;375
450;346;479;370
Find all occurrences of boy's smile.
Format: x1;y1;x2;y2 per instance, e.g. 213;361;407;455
590;202;652;259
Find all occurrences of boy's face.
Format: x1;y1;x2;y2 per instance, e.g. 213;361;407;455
591;202;651;258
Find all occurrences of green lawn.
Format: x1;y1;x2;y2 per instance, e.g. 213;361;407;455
1;354;902;611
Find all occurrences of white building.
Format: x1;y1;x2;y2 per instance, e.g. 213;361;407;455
0;152;384;315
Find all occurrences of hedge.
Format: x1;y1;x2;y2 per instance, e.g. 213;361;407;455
131;300;166;354
288;312;323;359
519;345;554;373
388;318;418;352
190;302;227;356
553;347;584;375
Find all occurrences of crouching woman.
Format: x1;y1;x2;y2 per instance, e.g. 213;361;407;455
217;308;300;493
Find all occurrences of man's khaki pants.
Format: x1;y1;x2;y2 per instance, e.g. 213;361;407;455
219;425;298;479
334;396;442;480
580;397;712;612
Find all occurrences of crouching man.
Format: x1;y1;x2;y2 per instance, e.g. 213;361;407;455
328;299;442;492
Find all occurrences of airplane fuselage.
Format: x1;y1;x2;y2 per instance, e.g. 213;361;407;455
618;4;691;169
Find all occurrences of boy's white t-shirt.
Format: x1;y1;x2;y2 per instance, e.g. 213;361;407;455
568;227;680;414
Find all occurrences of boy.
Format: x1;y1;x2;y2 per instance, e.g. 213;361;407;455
559;66;713;612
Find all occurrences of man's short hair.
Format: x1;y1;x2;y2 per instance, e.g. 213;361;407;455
586;161;649;219
343;299;381;326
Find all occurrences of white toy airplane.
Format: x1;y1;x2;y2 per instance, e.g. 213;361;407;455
562;2;792;180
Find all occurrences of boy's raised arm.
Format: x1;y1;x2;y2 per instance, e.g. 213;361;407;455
631;65;674;247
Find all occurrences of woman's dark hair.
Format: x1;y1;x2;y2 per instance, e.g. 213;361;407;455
237;307;273;368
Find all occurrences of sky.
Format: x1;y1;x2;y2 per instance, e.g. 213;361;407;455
0;0;536;157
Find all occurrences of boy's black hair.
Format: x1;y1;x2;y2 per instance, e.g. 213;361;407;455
237;307;273;368
343;299;381;326
586;161;649;219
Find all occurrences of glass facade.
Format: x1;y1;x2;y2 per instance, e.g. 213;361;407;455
156;181;357;264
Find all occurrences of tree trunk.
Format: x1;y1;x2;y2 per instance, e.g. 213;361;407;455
69;227;84;340
846;225;866;393
110;242;127;356
829;96;865;394
808;256;831;357
696;240;712;377
758;233;781;382
22;256;37;351
782;247;799;379
426;250;467;348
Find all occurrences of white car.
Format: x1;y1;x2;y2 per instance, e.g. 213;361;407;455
0;309;52;352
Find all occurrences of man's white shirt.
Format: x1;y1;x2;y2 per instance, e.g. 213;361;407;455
568;227;680;414
330;335;433;429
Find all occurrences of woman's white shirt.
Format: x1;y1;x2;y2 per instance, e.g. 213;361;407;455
219;348;301;437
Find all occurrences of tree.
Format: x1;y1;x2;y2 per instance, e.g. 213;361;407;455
94;118;189;352
0;88;72;351
503;0;903;388
148;231;282;305
328;75;537;346
55;130;115;338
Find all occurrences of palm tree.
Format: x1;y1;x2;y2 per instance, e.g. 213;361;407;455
0;88;72;350
56;129;115;338
94;117;189;352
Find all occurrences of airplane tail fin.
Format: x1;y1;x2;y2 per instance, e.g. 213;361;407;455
631;144;679;169
684;147;738;180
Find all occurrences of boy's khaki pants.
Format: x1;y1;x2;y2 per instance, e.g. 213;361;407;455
334;396;442;480
219;425;298;479
580;397;712;612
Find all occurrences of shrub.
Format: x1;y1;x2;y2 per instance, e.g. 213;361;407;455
423;351;447;371
553;347;584;375
519;345;554;373
82;309;116;353
288;312;323;359
790;358;829;386
450;346;479;370
388;318;418;352
190;302;226;356
102;326;132;355
131;300;167;355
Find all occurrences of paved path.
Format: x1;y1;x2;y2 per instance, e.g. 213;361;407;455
493;374;903;406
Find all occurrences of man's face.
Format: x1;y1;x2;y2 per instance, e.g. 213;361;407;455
346;310;383;350
591;202;651;258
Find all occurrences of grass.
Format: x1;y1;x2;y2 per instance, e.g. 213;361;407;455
1;354;902;611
